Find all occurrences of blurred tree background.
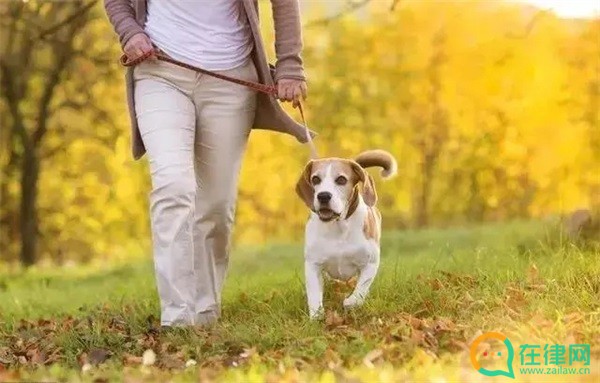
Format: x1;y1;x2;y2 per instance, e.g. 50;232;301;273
0;0;598;266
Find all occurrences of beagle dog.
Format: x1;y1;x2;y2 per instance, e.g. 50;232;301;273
295;150;397;318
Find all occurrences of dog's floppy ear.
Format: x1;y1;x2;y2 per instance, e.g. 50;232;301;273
350;161;377;207
295;161;315;210
362;173;378;207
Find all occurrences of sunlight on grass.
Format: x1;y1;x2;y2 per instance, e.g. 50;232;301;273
1;221;598;382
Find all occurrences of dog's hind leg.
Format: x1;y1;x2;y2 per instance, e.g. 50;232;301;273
343;257;379;308
305;260;324;319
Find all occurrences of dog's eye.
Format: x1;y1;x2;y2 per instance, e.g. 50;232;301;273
311;176;321;185
335;176;348;185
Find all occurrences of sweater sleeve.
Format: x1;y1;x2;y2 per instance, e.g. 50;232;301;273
103;0;146;48
270;0;306;82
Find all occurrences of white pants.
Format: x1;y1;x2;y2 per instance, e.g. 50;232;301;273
133;58;257;326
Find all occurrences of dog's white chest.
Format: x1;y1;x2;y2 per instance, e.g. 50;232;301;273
304;213;377;281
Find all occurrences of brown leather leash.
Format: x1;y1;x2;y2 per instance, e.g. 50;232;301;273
121;51;318;159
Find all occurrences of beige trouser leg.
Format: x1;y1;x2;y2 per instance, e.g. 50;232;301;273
133;59;257;326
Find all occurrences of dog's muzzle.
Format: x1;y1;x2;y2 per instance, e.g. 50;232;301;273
317;207;340;222
315;192;340;221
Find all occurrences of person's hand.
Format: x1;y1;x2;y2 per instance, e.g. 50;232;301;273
277;79;307;108
124;33;155;61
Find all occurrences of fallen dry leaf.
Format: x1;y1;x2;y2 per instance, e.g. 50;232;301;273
428;278;444;290
504;285;527;311
26;348;46;365
138;333;158;349
414;326;427;339
159;351;185;369
123;353;143;365
88;348;111;366
362;349;383;368
423;330;439;350
408;315;423;330
439;271;478;287
527;263;539;284
447;339;469;352
325;311;345;327
324;347;342;368
562;312;585;325
432;318;456;334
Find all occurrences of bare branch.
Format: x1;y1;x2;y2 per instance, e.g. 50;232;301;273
304;0;371;28
31;47;72;146
41;142;69;160
506;9;550;39
38;0;97;41
32;4;96;147
72;49;115;67
1;2;24;58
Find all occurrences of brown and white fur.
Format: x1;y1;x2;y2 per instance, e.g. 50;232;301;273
295;150;397;318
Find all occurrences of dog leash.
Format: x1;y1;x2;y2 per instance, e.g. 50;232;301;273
120;51;318;159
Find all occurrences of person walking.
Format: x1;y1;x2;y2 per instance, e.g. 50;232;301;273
103;0;310;327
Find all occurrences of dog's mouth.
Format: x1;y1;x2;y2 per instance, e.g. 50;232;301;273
317;208;340;222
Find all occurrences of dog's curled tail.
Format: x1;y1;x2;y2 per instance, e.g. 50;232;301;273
355;150;397;179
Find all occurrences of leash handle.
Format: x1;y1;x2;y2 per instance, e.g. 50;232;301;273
120;51;318;159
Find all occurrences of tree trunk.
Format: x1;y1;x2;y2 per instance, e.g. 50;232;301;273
415;154;434;228
19;148;39;267
413;28;448;229
416;174;430;228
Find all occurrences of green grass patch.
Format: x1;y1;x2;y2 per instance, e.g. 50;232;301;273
0;220;598;382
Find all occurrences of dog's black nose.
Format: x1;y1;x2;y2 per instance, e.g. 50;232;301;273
317;192;332;204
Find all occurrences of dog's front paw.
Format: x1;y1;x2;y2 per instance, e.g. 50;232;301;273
343;295;365;308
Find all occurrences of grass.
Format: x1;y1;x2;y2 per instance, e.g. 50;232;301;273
0;220;598;382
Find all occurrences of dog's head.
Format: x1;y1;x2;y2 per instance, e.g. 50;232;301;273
295;158;377;222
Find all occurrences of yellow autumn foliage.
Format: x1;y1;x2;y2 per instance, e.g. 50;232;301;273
0;0;598;264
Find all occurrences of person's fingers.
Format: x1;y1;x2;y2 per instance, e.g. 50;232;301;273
281;85;292;101
141;39;153;52
125;46;142;60
135;47;145;59
126;43;144;59
292;88;302;108
277;81;309;103
277;82;286;101
141;41;156;59
285;86;294;102
124;44;135;57
124;33;155;61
